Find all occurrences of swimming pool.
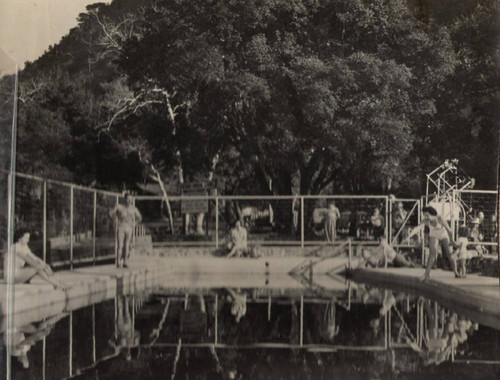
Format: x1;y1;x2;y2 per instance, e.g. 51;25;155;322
3;278;500;379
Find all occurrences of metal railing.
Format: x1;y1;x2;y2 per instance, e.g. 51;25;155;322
135;194;393;248
3;171;124;269
451;189;499;253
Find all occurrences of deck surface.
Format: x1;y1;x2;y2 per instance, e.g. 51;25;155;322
351;266;500;329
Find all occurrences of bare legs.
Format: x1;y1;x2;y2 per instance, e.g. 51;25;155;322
421;237;458;281
13;267;66;289
117;226;133;268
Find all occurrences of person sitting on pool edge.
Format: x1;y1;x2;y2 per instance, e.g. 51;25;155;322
227;220;248;257
360;238;419;268
3;228;66;289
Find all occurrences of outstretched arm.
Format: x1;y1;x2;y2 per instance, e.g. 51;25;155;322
134;207;142;224
437;215;453;239
109;205;118;219
402;224;425;244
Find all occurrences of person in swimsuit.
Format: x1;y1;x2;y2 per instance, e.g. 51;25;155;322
404;206;458;280
109;194;142;268
227;220;248;257
3;229;66;289
324;201;341;243
360;238;418;268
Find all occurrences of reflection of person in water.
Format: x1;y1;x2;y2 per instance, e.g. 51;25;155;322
407;299;478;366
321;298;339;342
226;288;247;323
109;296;139;361
3;313;67;369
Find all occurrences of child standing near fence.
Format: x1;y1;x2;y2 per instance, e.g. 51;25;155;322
452;226;476;278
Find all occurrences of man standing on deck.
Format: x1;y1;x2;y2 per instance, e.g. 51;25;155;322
109;193;142;268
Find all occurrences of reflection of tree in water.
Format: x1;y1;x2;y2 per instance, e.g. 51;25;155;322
87;290;497;380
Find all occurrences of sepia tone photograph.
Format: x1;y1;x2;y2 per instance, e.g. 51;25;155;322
0;0;499;379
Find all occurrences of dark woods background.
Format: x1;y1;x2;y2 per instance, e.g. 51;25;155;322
1;0;498;196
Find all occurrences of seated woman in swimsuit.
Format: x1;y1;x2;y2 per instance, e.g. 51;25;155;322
3;229;66;289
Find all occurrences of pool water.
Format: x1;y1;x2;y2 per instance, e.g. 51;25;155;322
3;280;500;380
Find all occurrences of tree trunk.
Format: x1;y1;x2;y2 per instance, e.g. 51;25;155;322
150;165;175;236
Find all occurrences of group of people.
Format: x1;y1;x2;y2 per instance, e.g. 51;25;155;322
403;206;477;280
4;193;142;287
323;201;386;242
359;204;488;280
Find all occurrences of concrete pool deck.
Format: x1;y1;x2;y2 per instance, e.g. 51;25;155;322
2;255;499;333
0;255;351;330
351;267;500;329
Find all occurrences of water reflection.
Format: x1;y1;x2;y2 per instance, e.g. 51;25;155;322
108;296;140;361
2;285;500;379
4;313;67;369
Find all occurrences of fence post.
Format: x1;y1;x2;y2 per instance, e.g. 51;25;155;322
300;295;304;347
70;185;74;270
300;196;304;249
69;310;73;377
215;196;219;249
93;191;97;265
215;294;218;345
451;190;456;240
92;304;96;364
43;180;47;263
384;196;389;244
115;195;119;267
348;239;352;269
388;197;392;244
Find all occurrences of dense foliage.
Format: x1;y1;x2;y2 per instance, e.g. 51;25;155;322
1;0;498;195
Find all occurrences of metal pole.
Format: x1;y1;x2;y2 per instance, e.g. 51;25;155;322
6;66;19;380
388;198;392;243
215;294;218;345
115;195;119;267
384;197;389;243
347;280;351;310
43;336;46;380
215;196;219;249
384;313;388;349
267;295;271;321
425;175;430;204
451;190;455;239
70;186;74;270
300;296;304;347
348;239;352;269
132;197;137;247
69;311;73;377
300;197;304;249
93;191;97;265
43;181;47;262
388;309;392;349
92;304;96;364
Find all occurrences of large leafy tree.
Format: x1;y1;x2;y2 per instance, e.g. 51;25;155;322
114;0;457;196
5;0;497;198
